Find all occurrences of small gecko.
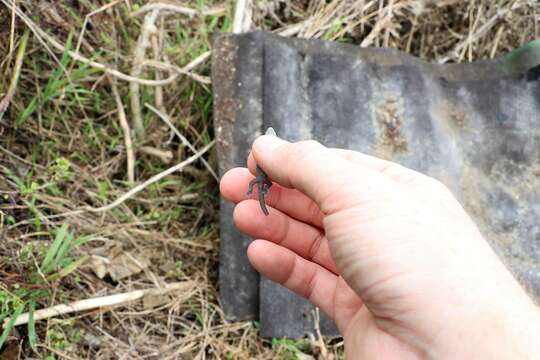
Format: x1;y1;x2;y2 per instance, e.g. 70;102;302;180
246;127;276;216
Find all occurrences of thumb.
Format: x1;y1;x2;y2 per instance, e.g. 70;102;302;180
249;135;394;214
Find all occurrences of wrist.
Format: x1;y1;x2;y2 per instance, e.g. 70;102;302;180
441;296;540;359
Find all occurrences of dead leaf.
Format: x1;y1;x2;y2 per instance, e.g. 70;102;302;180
90;249;149;280
143;293;171;309
90;256;108;279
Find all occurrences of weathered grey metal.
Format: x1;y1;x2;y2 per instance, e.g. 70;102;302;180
213;31;540;338
213;33;263;321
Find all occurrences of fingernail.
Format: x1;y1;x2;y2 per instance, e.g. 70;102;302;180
265;127;276;136
254;133;286;153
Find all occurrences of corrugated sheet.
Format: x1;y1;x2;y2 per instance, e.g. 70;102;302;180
213;32;540;338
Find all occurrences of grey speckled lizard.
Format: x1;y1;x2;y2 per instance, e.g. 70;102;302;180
246;127;276;216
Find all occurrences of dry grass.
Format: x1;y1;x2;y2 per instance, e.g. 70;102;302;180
258;0;538;62
0;0;537;359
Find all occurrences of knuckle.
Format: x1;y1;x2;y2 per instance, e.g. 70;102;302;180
305;267;320;301
307;231;325;261
284;255;299;287
306;200;322;224
276;215;291;246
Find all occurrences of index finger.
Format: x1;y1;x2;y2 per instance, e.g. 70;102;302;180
220;167;325;228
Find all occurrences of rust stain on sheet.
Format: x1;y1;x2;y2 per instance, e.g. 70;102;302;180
374;96;408;158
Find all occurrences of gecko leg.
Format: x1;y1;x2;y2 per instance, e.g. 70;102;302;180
246;178;258;197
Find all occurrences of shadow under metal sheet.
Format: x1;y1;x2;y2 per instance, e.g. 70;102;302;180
212;32;540;338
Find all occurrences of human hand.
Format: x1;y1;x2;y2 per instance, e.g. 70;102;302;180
220;134;540;359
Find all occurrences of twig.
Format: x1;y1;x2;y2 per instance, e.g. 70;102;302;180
85;140;214;213
312;308;328;358
36;346;78;360
139;146;173;164
277;20;312;37
0;144;46;169
74;0;126;66
151;19;165;112
5;0;211;90
233;0;252;33
141;60;211;84
490;26;505;59
110;80;135;183
143;50;211;85
4;282;194;327
181;51;212;71
6;140;214;229
145;103;218;182
130;9;160;136
0;0;179;86
361;12;393;47
8;0;15;54
0;29;30;114
450;7;516;61
131;3;225;18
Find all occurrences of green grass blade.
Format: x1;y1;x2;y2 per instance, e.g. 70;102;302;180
16;97;38;126
0;303;24;349
41;224;68;274
52;231;74;268
27;300;37;351
73;234;93;248
16;32;74;126
55;255;89;280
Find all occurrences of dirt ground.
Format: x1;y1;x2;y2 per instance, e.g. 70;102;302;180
0;0;538;359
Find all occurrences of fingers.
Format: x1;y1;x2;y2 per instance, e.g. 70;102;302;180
248;136;395;213
220;167;325;228
247;239;340;320
248;240;363;332
234;199;337;273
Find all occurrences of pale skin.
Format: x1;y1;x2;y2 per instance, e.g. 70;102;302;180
220;134;540;359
